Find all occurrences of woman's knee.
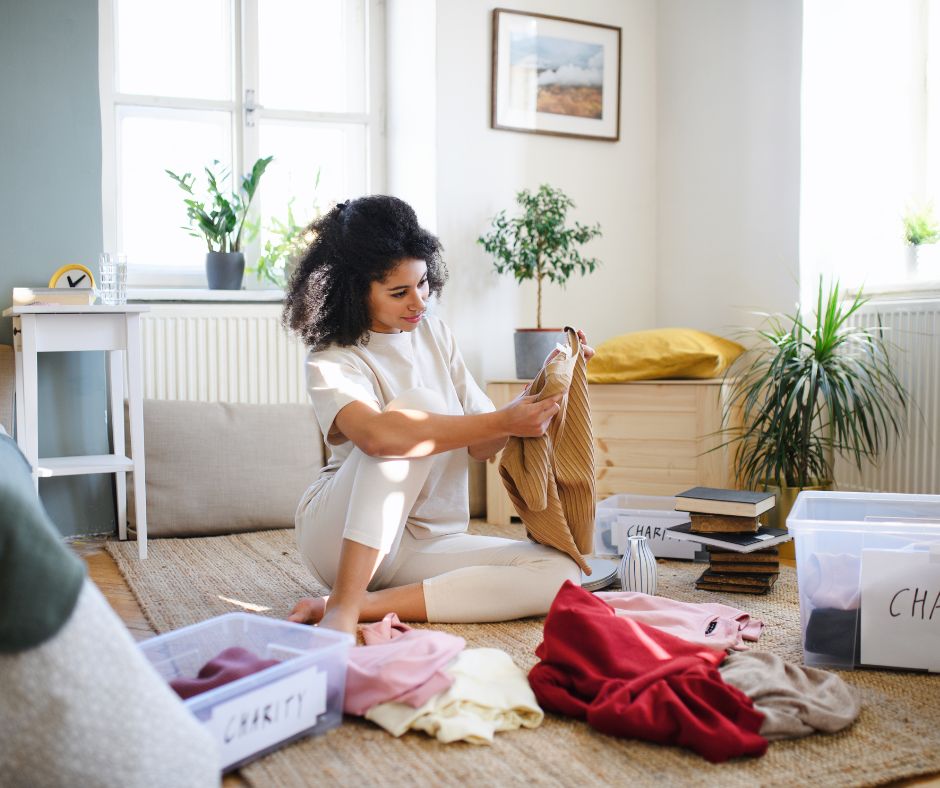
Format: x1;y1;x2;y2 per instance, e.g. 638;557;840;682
386;387;447;414
529;548;582;599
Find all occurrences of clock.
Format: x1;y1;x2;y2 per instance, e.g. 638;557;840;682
49;263;95;290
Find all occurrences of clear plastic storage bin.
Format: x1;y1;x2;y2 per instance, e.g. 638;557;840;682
788;491;940;672
139;613;353;771
594;494;703;560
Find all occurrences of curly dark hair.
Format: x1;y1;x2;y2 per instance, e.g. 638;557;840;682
283;195;447;349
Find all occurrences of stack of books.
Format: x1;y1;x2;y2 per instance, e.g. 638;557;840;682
667;487;788;595
12;287;95;306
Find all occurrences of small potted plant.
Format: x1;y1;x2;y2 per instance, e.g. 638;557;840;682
246;199;319;289
166;156;273;290
478;184;601;379
719;277;909;553
903;203;940;274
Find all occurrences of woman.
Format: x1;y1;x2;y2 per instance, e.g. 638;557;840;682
283;195;592;634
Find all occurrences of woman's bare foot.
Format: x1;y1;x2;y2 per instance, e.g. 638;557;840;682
287;596;328;625
287;596;359;636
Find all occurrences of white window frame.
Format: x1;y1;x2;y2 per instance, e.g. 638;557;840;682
98;0;386;289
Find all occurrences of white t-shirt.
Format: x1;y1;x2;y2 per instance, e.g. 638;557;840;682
303;315;494;539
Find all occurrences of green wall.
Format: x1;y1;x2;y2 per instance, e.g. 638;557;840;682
0;0;115;537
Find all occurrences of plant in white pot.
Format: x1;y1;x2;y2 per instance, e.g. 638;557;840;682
902;203;940;275
166;156;273;290
478;184;602;379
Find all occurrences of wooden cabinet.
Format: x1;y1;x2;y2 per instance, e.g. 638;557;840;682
485;379;739;525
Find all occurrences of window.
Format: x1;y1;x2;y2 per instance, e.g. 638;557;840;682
99;0;384;287
801;0;940;296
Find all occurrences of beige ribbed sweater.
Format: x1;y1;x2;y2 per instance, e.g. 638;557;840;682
498;327;596;574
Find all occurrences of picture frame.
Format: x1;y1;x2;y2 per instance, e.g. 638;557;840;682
491;9;621;142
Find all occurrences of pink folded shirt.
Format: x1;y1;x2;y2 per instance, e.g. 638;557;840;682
344;613;465;716
594;591;763;651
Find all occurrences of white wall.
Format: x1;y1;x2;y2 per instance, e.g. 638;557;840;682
433;0;658;381
400;1;803;379
656;0;802;335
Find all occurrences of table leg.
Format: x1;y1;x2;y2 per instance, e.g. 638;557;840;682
19;315;39;493
108;349;127;541
13;320;26;449
126;314;147;559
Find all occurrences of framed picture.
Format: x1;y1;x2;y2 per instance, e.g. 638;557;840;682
491;9;621;141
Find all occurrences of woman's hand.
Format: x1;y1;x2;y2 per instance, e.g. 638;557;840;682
544;328;596;366
576;328;596;362
500;393;563;437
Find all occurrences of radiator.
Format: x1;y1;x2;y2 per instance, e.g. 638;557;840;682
140;303;309;404
834;298;940;494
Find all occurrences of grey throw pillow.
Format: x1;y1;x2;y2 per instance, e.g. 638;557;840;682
127;400;324;537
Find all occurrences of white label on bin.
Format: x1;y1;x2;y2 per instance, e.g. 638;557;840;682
860;548;940;672
614;514;697;559
205;666;328;769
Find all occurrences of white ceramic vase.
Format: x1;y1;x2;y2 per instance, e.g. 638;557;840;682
618;535;658;595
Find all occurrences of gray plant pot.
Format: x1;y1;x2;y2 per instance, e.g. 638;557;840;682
206;251;245;290
514;328;565;380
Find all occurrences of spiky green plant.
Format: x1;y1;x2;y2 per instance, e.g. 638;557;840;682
477;184;601;328
721;278;909;489
166;156;273;252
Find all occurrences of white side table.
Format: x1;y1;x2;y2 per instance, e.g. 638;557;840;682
2;305;150;559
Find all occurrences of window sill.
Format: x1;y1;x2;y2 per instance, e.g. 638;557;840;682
127;288;284;303
846;279;940;301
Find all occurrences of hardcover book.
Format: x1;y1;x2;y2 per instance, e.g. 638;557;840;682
689;513;761;534
706;547;780;563
704;561;779;574
675;487;775;518
12;287;95;306
666;522;790;553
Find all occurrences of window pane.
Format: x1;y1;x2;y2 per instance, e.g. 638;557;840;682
257;0;366;112
256;120;366;243
117;108;233;268
115;0;233;100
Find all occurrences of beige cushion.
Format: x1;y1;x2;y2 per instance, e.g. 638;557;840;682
0;581;219;787
128;400;324;537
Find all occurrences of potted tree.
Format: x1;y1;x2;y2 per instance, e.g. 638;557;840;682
166;156;273;290
478;184;601;379
720;278;909;554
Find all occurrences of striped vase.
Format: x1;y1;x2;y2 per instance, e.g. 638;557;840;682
618;535;658;595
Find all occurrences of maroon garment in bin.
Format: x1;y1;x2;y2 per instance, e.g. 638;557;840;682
170;646;279;700
528;581;767;763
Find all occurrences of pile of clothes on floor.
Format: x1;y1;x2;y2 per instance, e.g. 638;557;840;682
339;581;859;761
167;581;861;762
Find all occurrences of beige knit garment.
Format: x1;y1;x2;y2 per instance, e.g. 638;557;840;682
499;327;596;574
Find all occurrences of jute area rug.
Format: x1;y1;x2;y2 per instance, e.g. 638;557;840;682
108;523;940;788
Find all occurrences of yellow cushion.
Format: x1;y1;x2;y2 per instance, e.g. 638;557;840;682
586;328;745;383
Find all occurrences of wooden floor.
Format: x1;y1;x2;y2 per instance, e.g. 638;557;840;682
70;535;939;788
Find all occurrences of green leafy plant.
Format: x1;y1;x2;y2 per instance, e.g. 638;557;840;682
246;199;318;288
903;204;940;246
477;184;602;328
720;278;909;489
166;156;273;252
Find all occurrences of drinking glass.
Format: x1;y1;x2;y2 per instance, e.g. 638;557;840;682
98;253;128;305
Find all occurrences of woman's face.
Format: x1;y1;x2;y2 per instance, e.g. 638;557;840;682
367;257;430;334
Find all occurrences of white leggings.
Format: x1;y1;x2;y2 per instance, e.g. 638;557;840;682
296;388;580;623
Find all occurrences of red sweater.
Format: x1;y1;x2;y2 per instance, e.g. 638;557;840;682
528;581;767;762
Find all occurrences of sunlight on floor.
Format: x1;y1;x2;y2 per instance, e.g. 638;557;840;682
217;595;271;613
